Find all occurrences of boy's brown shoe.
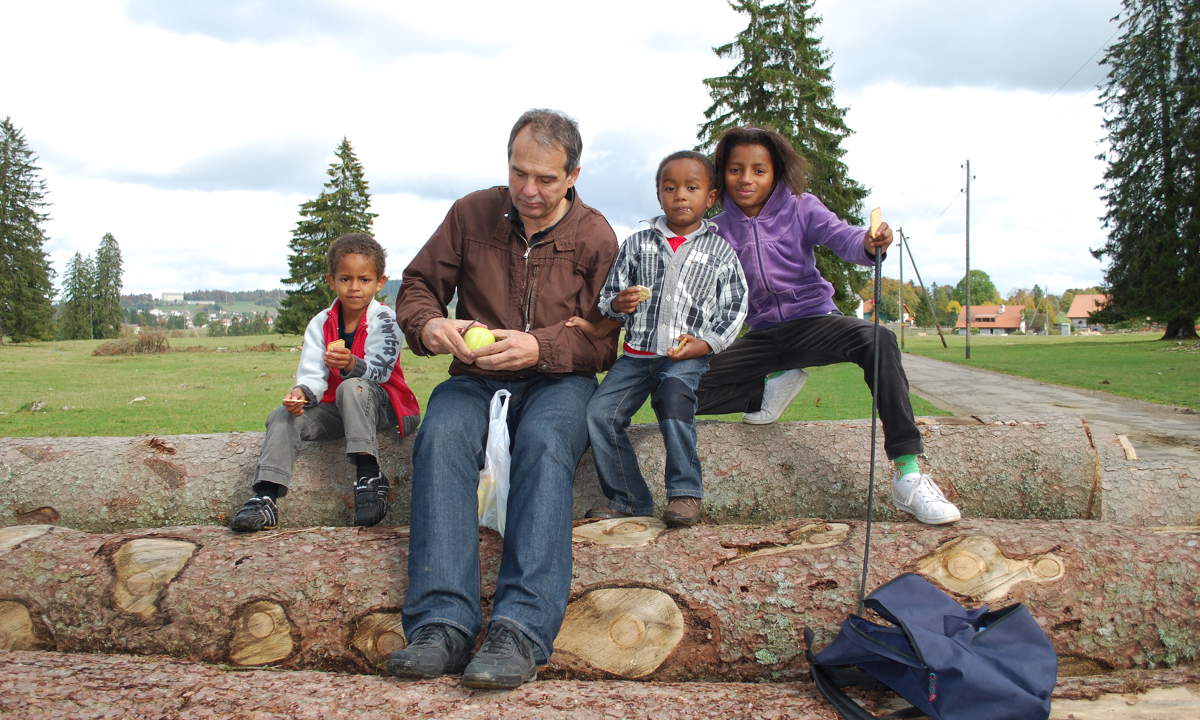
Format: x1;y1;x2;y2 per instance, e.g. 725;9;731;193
663;496;703;528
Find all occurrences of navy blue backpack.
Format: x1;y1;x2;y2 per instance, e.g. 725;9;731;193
805;573;1056;720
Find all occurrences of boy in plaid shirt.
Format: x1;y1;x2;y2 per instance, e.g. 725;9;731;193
569;151;747;527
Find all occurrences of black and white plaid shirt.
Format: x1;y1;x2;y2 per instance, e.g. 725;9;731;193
600;217;748;355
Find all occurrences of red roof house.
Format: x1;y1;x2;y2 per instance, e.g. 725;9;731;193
955;304;1025;335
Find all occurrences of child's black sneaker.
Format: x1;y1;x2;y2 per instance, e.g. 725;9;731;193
230;496;278;532
354;473;390;527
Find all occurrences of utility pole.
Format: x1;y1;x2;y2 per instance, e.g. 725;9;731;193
897;230;905;350
964;159;973;360
898;229;948;349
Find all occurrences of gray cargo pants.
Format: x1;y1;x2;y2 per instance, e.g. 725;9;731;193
254;377;400;491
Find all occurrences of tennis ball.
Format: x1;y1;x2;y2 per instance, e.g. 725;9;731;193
463;326;496;350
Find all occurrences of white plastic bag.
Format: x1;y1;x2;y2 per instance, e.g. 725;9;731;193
476;389;512;536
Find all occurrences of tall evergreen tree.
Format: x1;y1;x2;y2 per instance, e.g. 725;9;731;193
276;138;377;334
59;251;95;340
0;117;56;342
1094;0;1199;339
698;0;869;314
92;232;124;339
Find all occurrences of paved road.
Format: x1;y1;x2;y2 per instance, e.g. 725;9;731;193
901;352;1200;525
902;353;1199;463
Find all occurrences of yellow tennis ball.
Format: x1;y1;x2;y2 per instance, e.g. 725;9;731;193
463;326;496;350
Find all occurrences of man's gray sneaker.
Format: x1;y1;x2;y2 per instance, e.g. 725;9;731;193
462;622;537;689
892;471;962;525
743;369;808;425
386;623;471;678
354;473;390;527
230;496;278;532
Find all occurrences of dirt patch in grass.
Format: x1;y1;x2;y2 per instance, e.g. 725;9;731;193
93;332;170;356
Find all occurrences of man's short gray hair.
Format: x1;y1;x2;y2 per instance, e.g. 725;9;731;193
507;109;582;174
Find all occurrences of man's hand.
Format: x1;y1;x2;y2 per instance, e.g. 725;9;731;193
666;334;710;361
864;221;893;257
611;286;648;315
473;328;540;371
324;346;355;371
420;317;478;362
281;388;307;416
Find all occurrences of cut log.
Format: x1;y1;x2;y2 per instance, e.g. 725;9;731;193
0;417;1104;532
1;651;1197;720
1;520;1197;680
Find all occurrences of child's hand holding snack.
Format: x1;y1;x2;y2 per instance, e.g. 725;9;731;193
611;285;651;314
324;338;355;371
281;388;307;416
666;334;709;361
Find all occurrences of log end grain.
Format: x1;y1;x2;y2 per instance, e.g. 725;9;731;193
572;517;666;547
0;601;39;651
350;611;406;669
553;588;684;678
111;538;197;621
0;525;53;553
229;600;294;666
916;535;1065;602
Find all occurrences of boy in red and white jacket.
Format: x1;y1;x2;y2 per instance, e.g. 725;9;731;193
231;233;420;532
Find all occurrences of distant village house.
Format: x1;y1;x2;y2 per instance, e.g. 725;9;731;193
1066;293;1110;330
955;304;1025;335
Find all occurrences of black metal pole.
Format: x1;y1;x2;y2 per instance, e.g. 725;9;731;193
856;248;883;614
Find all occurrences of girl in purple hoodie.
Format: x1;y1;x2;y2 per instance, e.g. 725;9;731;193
696;126;960;525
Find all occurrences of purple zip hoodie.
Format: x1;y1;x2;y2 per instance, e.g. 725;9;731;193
712;182;875;329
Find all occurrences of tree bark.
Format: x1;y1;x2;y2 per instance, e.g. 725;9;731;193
1161;316;1199;340
2;520;1196;680
0;417;1103;532
1;650;1197;720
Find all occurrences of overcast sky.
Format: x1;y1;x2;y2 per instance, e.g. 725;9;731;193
4;0;1121;299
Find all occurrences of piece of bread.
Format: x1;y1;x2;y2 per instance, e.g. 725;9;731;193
869;207;883;236
634;285;652;302
327;339;346;350
673;336;690;353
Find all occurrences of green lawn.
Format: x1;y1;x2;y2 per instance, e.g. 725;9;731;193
0;334;944;436
899;330;1200;410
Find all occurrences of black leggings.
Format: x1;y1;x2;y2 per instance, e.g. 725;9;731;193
696;313;923;460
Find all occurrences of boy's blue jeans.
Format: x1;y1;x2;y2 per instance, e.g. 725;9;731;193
401;373;595;665
586;354;710;516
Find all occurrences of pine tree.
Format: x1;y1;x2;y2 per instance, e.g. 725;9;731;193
59;252;95;340
698;0;869;314
1094;0;1199;339
276;138;377;334
92;232;124;339
0;117;56;342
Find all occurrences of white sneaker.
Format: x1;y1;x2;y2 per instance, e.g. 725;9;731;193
743;369;808;425
892;471;961;524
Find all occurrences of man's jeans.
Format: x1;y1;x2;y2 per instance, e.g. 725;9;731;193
255;378;399;491
586;354;709;516
402;373;595;665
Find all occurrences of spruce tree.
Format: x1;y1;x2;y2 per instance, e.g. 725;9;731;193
276;138;377;334
92;232;124;339
1094;0;1199;339
698;0;869;314
59;252;95;340
0;117;56;342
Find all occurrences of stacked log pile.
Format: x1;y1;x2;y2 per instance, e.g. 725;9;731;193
1;419;1198;717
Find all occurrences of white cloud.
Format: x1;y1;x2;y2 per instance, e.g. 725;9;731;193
6;0;1117;297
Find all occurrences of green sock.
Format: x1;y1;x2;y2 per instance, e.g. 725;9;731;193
894;454;919;476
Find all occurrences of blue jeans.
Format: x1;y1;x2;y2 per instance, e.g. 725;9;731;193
402;373;595;664
586;354;709;515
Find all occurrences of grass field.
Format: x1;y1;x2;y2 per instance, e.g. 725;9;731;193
898;330;1200;411
0;334;945;437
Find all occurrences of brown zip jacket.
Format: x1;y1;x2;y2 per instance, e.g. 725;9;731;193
396;186;618;379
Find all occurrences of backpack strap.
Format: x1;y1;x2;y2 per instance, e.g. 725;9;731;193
805;628;929;720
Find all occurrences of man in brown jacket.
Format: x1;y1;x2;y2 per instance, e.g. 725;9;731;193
388;109;618;689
